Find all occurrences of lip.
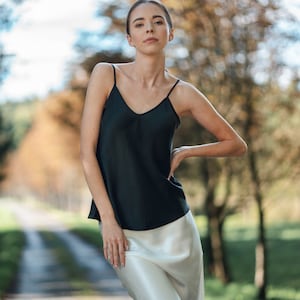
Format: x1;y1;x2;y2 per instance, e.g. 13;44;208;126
143;37;159;43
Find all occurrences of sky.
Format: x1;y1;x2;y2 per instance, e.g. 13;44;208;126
0;0;300;103
0;0;102;102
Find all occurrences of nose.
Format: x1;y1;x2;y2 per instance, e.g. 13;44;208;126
146;22;154;33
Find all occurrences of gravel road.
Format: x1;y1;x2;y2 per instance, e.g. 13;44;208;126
2;200;130;300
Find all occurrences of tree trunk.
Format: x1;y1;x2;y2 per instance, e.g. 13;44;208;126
207;214;230;283
202;159;231;283
248;149;267;300
243;90;267;299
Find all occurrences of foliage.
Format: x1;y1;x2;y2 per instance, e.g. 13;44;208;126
0;0;24;183
0;206;25;298
162;0;299;211
0;98;38;184
1;2;299;297
3;47;131;203
157;1;300;290
0;0;23;83
75;0;299;219
0;111;14;181
4;0;298;212
3;90;85;203
0;99;38;149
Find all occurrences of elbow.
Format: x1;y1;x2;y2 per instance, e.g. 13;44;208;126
80;133;98;168
80;151;85;165
235;139;248;156
80;150;94;177
80;145;95;169
80;150;88;171
80;145;87;164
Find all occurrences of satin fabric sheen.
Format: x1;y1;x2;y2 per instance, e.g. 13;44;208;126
89;65;189;230
114;211;205;300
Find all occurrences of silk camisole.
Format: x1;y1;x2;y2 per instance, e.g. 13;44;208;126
88;65;189;230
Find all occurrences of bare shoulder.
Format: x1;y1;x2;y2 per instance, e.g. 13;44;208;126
91;62;114;83
172;79;209;116
84;62;115;107
87;62;115;98
176;80;206;99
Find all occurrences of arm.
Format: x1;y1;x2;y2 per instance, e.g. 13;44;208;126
80;63;128;268
168;82;247;178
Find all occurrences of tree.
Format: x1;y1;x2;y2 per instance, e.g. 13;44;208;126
6;2;298;297
74;1;300;292
0;112;13;181
0;0;23;183
0;0;23;83
4;49;131;206
163;0;299;297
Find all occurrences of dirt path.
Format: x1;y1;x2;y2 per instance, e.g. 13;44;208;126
3;200;130;300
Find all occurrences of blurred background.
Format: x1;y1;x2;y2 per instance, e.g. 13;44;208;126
0;0;299;299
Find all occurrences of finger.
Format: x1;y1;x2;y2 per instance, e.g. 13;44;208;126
124;238;129;251
111;241;119;268
122;238;129;267
104;243;113;263
168;170;174;180
103;242;109;260
118;239;126;267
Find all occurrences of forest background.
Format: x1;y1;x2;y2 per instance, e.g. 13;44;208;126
0;0;299;299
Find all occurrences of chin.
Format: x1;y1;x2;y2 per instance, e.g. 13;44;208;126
139;47;165;56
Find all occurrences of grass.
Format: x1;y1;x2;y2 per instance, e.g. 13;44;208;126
205;218;300;300
204;280;257;300
3;198;297;300
64;213;300;300
69;225;103;250
222;221;300;290
0;206;25;298
266;223;300;290
39;230;96;294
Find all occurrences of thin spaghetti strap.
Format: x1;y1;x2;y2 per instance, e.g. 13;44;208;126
167;79;180;98
111;64;116;85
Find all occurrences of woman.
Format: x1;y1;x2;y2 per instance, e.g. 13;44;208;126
80;1;247;299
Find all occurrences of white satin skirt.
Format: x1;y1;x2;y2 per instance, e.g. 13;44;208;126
115;211;205;300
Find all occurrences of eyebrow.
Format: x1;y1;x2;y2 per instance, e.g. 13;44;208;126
132;15;164;23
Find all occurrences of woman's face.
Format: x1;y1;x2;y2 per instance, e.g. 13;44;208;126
127;3;174;54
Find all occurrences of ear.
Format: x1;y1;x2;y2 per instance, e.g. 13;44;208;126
168;29;174;42
127;34;135;47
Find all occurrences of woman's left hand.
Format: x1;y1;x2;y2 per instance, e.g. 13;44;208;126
168;147;187;180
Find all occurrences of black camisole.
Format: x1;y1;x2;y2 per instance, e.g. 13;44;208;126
88;64;189;230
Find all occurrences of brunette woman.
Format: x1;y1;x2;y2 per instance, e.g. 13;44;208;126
80;1;247;299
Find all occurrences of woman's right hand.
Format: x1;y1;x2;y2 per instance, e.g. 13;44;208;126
101;220;129;268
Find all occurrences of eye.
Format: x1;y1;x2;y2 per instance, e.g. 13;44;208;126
134;23;144;28
154;20;164;25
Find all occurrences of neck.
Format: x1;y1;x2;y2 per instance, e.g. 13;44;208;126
131;53;166;88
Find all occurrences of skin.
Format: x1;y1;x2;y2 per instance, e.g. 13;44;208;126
80;3;247;269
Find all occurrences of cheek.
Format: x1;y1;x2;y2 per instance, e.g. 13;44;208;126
128;31;143;45
159;26;170;37
161;30;171;43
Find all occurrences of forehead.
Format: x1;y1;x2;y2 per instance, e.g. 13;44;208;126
130;3;165;20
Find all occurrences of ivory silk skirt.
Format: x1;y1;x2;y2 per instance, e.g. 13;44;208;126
114;211;205;300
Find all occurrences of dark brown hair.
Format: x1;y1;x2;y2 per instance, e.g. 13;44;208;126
126;0;173;35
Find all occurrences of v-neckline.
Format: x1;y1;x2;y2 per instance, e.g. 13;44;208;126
114;84;170;116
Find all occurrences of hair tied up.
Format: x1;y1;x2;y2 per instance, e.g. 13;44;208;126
126;0;173;35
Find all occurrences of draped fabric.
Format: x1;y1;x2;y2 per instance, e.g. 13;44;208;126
88;64;189;230
114;211;205;300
